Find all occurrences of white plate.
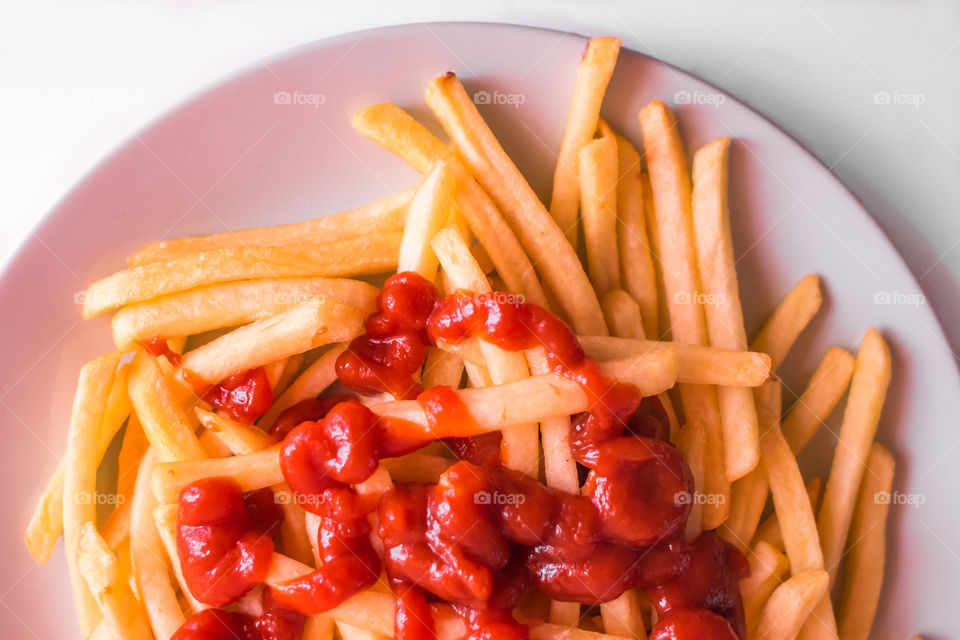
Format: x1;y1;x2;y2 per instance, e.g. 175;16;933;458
2;23;956;639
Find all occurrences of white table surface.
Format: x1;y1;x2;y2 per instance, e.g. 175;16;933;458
3;0;958;355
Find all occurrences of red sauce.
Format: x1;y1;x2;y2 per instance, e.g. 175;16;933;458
336;273;440;400
649;609;739;640
171;588;305;640
138;336;182;366
199;367;274;423
177;478;283;606
269;394;354;439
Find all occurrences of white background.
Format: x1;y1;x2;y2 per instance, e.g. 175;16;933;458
2;0;958;354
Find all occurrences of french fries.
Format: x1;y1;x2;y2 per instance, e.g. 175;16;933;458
740;541;789;638
781;346;856;453
750;273;822;370
260;343;345;428
549;37;621;247
818;328;891;584
838;443;895;640
397;159;457;278
754;570;830;640
426;72;608;335
153;444;283;505
579;136;622;296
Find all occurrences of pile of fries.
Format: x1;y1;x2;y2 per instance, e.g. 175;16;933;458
25;35;908;640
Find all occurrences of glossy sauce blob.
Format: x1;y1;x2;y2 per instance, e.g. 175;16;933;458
170;588;305;640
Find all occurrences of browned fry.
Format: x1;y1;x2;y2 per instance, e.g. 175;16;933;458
84;232;402;318
129;187;414;266
425;73;607;335
549;36;621;247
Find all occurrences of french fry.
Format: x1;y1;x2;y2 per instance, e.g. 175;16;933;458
304;614;337;640
273;482;316;566
639;99;728;528
818;328;891;584
838;443;895;640
422;346;465;388
675;422;706;540
382;452;453;483
548;600;581;627
351;102;548;307
600;290;644;342
432;225;540;475
153;444;283;504
750;274;822;370
425;72;607;335
131;449;185;639
77;523;152;640
180;300;363;385
526;348;580;496
549;37;621;247
782;346;856;454
608;128;658;339
112;277;377;350
755;570;830;640
758;380;838;640
753;476;821;551
273;353;306;397
62;353;121;635
84;232;402;318
129;187;414;266
153;504;209;615
196;407;272;454
101;419;147;548
260;343;346;428
26;362;131;564
397;159;457;278
338;620;391;640
579;136;622;295
129;351;206;462
600;589;647;640
740;541;790;638
692;136;760;481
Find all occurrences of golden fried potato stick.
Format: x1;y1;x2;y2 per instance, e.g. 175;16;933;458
111;277;377;350
691;136;759;481
675;422;707;540
818;328;891;585
153;444;283;504
152;504;209;616
755;570;830;640
432;225;540;475
131;449;186;639
351;102;547;308
753;476;821;551
579;136;622;295
838;443;895;640
600;589;647;640
758;379;838;640
129;187;414;266
639;99;728;528
99;415;150;551
77;523;152;640
740;540;789;638
196;408;272;453
397;159;457;278
304;614;336;640
260;343;346;429
782;346;855;452
425;73;607;335
549;37;621;247
179;300;363;385
421;346;465;388
84;232;402;318
26;362;131;563
129;351;206;462
62;352;121;635
750;273;822;370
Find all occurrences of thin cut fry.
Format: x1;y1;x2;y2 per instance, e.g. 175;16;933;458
691;136;759;481
180;300;361;385
112;277;377;350
675;422;706;540
260;344;346;428
153;504;208;615
639;99;728;528
153;444;283;504
421;346;465;388
750;274;822;370
600;290;644;342
782;346;856;454
425;72;607;335
550;36;621;246
838;444;895;640
62;353;121;635
740;541;789;638
84;232;402;318
753;476;821;551
579;136;622;295
397;159;457;278
600;589;647;640
129;351;205;462
755;570;830;640
527;348;579;496
818;328;891;585
351;102;547;307
129;187;414;265
196;408;272;454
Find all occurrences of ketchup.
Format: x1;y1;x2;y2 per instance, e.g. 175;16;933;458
176;478;282;607
137;336;182;366
171;588;305;640
199;367;274;423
